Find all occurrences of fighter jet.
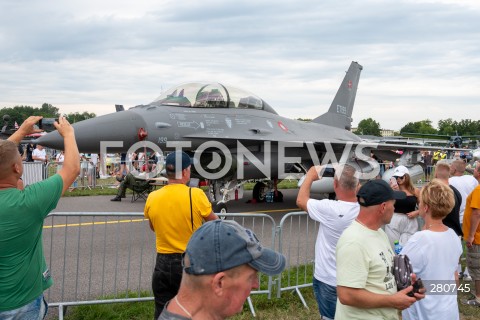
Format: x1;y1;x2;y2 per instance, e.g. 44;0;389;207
401;131;480;149
36;61;448;211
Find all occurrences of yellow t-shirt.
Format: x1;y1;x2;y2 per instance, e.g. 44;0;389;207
144;184;212;253
463;185;480;245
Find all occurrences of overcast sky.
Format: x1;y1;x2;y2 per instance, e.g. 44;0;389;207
1;0;479;131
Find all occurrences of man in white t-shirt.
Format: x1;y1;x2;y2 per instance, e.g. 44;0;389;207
449;159;478;280
449;159;478;223
32;144;47;163
297;164;360;320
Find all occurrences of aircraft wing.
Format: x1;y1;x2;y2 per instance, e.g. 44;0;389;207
401;132;450;140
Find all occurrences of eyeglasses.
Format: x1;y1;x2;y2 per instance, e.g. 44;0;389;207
394;176;404;180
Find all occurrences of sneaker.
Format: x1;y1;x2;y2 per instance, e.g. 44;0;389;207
463;275;473;281
110;196;122;202
460;298;480;307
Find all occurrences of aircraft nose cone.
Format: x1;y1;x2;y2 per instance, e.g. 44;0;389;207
37;110;147;153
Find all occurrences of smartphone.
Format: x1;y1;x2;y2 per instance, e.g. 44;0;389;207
322;167;335;177
38;118;58;132
390;176;398;188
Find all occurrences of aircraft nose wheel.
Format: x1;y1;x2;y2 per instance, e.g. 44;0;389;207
252;182;267;202
213;202;227;219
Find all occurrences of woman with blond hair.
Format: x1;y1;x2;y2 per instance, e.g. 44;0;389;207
401;179;463;320
386;165;421;248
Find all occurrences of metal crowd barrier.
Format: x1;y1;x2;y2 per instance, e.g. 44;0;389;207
46;210;429;318
276;211;318;307
38;165;452;320
43;213;156;320
44;212;278;319
21;161;45;186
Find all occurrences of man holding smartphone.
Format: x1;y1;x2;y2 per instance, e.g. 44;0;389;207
297;164;360;320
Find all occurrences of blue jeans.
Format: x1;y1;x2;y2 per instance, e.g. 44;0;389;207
0;294;48;320
313;277;336;320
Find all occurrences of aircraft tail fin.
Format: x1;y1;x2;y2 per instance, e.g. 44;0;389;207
312;61;362;130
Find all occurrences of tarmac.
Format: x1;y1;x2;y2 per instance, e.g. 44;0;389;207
53;189;304;216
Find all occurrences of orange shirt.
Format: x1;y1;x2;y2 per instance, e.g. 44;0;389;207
463;185;480;245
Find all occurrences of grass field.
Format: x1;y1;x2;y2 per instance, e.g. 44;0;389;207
55;264;479;320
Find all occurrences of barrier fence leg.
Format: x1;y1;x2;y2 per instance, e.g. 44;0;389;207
247;296;256;318
296;287;309;309
58;305;64;320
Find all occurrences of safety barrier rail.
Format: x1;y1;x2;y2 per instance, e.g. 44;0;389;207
39;196;441;318
276;211;318;307
21;161;46;186
44;212;278;319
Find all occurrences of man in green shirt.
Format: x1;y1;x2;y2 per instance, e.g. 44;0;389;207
0;116;80;319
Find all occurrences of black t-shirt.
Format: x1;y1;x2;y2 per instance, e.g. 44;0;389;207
26;143;35;162
17;144;24;157
443;185;463;237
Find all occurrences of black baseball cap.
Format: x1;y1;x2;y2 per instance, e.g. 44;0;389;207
357;180;406;207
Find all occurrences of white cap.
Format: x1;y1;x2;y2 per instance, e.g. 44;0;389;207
393;165;409;177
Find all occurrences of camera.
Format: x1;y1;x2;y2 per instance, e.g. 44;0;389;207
407;278;424;297
322;166;335;177
38;118;58;132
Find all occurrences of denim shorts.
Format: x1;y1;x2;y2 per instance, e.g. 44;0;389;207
312;277;336;320
0;294;48;320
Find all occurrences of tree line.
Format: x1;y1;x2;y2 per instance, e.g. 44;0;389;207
354;118;480;137
0;104;96;127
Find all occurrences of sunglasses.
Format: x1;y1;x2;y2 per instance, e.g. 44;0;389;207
394;176;404;180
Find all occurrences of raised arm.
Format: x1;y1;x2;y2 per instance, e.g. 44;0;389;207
296;165;321;211
55;117;80;194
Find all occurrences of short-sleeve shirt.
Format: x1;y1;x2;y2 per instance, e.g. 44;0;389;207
0;174;63;311
443;185;463;236
335;221;398;320
144;184;212;254
32;148;46;162
306;199;359;286
449;175;478;220
463;185;480;244
401;228;462;320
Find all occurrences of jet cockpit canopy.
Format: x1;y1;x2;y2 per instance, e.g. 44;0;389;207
150;82;277;114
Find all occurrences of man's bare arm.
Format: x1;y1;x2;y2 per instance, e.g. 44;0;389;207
296;166;321;211
337;286;417;311
466;208;480;247
205;212;219;221
55;117;80;195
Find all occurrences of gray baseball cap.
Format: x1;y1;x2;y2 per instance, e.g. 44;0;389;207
184;220;286;276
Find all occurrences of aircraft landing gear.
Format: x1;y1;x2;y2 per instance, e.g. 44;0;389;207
213;202;227;216
252;182;267;202
207;180;244;216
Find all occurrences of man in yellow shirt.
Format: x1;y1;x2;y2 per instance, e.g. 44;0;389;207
144;151;218;318
461;161;480;307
